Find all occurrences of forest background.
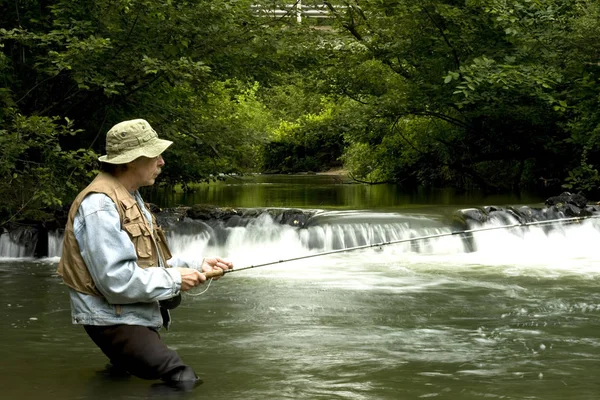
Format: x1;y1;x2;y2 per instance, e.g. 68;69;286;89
2;0;600;226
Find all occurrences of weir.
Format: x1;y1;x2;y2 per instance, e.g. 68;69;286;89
2;204;599;263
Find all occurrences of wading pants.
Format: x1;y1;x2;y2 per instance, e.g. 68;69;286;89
84;324;198;384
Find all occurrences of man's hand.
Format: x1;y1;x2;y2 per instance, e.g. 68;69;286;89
201;256;234;280
176;267;206;291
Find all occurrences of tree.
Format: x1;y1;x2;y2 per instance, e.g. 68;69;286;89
314;0;600;192
0;0;290;222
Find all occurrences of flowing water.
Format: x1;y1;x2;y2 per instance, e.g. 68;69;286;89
1;176;599;399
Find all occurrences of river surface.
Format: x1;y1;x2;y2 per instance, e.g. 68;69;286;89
143;174;547;211
1;176;599;399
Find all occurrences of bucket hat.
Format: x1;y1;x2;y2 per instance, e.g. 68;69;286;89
98;119;173;164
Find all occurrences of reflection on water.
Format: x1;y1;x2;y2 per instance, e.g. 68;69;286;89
143;174;546;210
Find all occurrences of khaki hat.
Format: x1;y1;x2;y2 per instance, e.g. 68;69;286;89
98;119;173;164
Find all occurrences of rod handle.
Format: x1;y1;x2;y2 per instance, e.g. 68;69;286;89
203;269;225;279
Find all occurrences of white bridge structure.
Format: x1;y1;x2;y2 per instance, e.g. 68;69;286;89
253;2;342;23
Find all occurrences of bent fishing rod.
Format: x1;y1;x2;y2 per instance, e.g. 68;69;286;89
203;214;600;279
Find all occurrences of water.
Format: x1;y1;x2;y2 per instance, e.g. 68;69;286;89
143;174;546;211
2;177;599;399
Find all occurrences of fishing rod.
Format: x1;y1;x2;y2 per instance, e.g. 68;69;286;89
203;214;600;279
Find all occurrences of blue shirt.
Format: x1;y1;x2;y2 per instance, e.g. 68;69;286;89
67;192;199;328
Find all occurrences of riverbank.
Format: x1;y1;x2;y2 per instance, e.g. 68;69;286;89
316;168;348;176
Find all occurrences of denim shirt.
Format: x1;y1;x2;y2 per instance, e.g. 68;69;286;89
68;192;199;329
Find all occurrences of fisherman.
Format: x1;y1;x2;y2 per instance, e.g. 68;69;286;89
57;119;233;389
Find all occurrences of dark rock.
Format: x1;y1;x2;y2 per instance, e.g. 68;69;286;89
543;192;591;218
177;205;317;227
240;208;262;218
5;223;45;257
270;209;312;227
147;203;162;213
454;208;488;225
225;215;243;227
187;204;241;220
483;205;503;213
545;192;588;208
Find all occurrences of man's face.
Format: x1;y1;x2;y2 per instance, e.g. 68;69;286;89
129;155;165;187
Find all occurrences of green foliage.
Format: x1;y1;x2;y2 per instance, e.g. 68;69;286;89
563;161;600;195
0;112;96;224
342;142;388;183
262;97;348;173
563;125;600;195
341;115;457;185
2;0;600;226
311;0;600;192
0;0;285;221
152;80;276;187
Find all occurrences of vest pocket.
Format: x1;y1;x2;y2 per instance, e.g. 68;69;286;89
155;226;173;261
123;222;153;259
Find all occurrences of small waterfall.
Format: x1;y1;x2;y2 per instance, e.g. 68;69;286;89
48;231;64;258
163;211;467;266
0;225;42;259
2;209;600;266
458;210;600;268
0;232;34;259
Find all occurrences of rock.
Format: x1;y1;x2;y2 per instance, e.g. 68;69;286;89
544;192;588;208
4;223;48;257
164;205;317;228
187;204;241;220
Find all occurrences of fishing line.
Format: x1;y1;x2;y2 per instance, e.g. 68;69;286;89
203;214;600;279
187;278;214;297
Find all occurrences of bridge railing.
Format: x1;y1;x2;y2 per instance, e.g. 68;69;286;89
252;3;345;22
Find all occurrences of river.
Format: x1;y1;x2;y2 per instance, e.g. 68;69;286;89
1;175;599;399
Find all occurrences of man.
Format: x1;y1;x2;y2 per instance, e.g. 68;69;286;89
57;119;232;388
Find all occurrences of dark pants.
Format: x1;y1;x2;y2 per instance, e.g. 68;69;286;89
84;324;197;383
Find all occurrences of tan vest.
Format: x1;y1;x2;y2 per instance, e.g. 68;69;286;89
57;172;173;296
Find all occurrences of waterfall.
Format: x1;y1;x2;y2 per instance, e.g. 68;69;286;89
0;225;43;259
2;209;598;271
162;211;467;265
0;231;34;259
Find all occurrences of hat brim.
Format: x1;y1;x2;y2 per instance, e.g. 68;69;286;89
98;138;173;164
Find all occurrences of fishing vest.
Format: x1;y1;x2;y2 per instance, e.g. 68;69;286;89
57;172;173;296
